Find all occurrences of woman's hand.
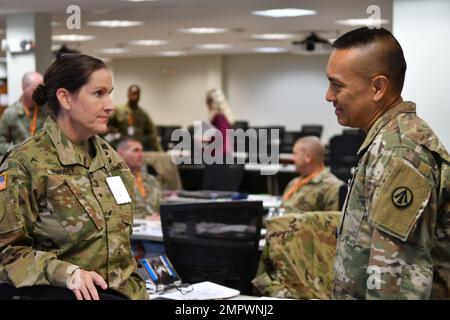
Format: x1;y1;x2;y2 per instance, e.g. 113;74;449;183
68;268;108;300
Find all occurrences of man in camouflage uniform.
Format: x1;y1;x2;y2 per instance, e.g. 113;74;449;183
282;136;343;213
107;85;162;151
252;211;340;299
117;138;162;219
0;71;46;156
0;117;148;299
326;27;450;299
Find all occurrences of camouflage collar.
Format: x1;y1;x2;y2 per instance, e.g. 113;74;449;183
310;167;329;184
357;101;416;155
44;117;110;172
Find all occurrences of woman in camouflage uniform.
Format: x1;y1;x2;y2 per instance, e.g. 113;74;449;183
0;54;148;300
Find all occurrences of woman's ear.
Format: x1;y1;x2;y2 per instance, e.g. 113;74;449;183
371;75;389;103
56;88;72;112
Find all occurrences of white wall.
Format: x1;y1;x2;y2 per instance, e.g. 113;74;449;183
111;53;343;144
394;0;450;150
226;54;340;143
111;56;212;127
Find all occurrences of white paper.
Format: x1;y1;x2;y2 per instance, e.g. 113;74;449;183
106;176;132;204
149;281;240;300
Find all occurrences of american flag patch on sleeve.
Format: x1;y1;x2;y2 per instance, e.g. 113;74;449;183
0;173;7;191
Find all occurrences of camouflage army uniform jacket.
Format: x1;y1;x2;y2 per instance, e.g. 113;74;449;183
0;117;148;300
133;169;162;219
0;99;47;156
333;101;450;299
107;103;162;151
282;168;344;213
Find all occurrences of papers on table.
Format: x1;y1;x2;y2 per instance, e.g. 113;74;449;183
149;281;240;300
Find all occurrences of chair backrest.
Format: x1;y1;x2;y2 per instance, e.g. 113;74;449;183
252;211;340;299
201;163;244;192
301;124;323;138
160;201;264;294
144;151;183;190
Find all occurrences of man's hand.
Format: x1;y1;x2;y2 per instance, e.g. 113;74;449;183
68;269;108;300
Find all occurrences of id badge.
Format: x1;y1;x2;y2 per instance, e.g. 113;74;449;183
127;126;135;136
106;176;132;204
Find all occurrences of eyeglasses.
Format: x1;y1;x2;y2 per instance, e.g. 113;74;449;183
175;283;193;295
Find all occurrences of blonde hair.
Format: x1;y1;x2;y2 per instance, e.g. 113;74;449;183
206;88;234;124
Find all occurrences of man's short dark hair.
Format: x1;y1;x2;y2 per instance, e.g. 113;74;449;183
332;27;407;94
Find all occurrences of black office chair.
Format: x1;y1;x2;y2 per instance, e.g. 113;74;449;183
300;124;323;138
159;125;182;151
201;163;244;192
160;201;264;295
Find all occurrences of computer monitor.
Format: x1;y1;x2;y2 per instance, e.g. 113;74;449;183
160;201;264;294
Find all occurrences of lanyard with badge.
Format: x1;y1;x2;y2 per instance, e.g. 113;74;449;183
100;151;132;205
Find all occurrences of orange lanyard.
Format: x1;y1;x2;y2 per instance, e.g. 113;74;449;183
134;172;147;198
283;166;324;201
127;113;134;126
23;105;39;135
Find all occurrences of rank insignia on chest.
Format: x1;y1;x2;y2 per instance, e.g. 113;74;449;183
0;173;7;191
392;186;413;208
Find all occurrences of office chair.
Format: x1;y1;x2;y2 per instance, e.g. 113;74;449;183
300;124;323;138
160;201;264;294
201;163;244;192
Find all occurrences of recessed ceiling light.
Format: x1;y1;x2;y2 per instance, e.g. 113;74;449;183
253;47;288;53
335;18;389;27
98;48;129;54
195;44;231;50
52;34;95;42
251;33;297;40
252;8;316;18
158;51;186;57
129;40;168;46
178;27;228;34
86;20;143;28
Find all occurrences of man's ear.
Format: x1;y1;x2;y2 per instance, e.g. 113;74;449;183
371;75;389;102
56;88;72;112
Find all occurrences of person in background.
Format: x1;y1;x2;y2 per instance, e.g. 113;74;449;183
0;71;46;156
281;136;344;213
117;138;162;220
0;54;148;300
107;84;162;151
205;88;234;155
327;27;450;299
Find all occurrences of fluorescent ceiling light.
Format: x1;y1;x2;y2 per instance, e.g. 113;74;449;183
52;34;95;42
158;51;186;56
253;47;288;53
51;21;61;27
335;18;389;27
251;33;296;40
98;48;129;54
87;20;143;28
178;27;228;34
195;44;231;50
129;40;168;46
252;8;316;18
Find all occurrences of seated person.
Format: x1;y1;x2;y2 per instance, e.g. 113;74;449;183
117;138;162;220
282;136;343;213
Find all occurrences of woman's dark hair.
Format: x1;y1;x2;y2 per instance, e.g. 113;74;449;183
33;53;107;116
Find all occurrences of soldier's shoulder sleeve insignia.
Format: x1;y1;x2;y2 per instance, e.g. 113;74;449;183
0;173;6;191
392;186;413;208
370;155;432;242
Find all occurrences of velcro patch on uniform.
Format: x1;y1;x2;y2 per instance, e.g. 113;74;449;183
370;156;432;242
0;173;7;191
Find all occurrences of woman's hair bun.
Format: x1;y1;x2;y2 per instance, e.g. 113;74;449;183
32;84;48;106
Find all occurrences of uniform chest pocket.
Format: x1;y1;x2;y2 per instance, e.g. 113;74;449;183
46;176;105;244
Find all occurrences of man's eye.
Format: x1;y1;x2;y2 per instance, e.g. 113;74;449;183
94;91;103;97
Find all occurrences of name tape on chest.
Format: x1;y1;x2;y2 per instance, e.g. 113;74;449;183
106;176;132;204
